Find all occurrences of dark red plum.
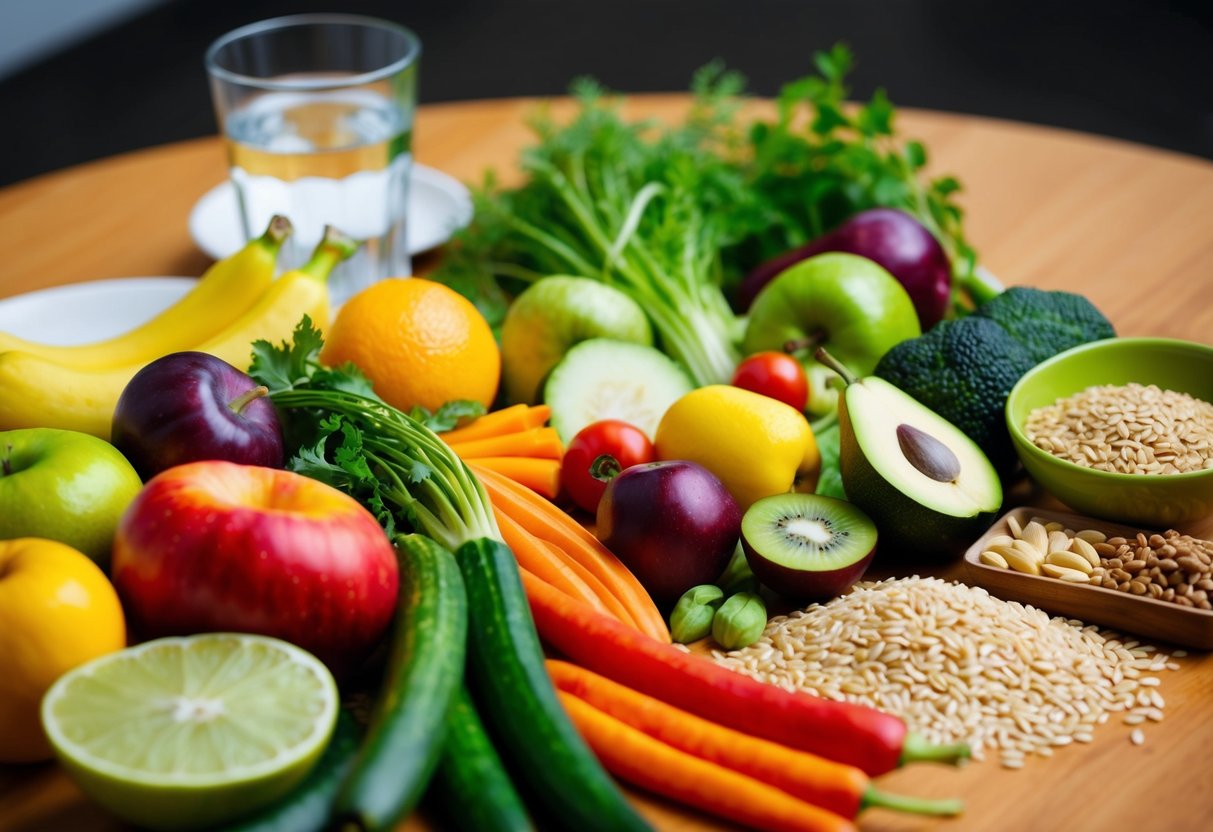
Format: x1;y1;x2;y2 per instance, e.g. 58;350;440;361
596;460;741;604
112;351;284;480
738;208;953;329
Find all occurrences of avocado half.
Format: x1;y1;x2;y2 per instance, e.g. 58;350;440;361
838;374;1002;558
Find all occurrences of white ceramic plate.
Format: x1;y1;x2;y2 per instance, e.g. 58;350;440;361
0;278;193;346
188;163;473;261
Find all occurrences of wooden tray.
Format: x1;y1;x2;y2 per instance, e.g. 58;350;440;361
961;506;1213;649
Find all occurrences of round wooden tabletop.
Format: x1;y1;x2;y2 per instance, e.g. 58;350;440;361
1;96;1211;832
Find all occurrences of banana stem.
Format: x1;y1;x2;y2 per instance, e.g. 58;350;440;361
259;214;294;250
299;226;360;282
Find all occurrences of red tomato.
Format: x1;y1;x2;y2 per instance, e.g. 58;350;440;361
731;352;809;411
561;420;655;514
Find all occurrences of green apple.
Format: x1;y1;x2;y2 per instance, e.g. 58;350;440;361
0;428;143;565
742;253;921;418
501;276;653;404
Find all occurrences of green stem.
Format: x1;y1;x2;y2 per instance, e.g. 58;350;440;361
813;347;858;386
258;214;293;252
228;385;269;415
1;443;11;477
299;226;360;282
898;732;971;766
861;786;964;817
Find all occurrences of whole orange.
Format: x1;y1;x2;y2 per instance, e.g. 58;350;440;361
0;538;126;762
321;278;501;412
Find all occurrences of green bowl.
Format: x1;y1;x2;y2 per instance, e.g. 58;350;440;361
1006;337;1213;527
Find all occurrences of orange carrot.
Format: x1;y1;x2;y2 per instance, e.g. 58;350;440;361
440;404;551;444
545;660;961;819
555;691;857;832
446;427;563;460
471;464;670;642
468;457;561;499
512;516;642;631
497;513;614;619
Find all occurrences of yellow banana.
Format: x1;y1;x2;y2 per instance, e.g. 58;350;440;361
0;216;292;368
0;227;357;438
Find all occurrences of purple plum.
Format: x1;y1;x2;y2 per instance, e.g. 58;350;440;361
112;351;284;480
596;460;741;604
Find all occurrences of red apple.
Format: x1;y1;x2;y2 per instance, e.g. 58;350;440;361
112;461;398;675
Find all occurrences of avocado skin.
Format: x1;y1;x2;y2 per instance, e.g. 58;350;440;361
875;317;1035;474
974;286;1116;365
837;392;1000;559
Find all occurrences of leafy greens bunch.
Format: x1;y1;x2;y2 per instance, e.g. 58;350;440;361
250;317;497;550
436;43;978;386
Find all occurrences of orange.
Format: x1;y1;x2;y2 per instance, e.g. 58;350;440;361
321;278;501;412
0;537;126;762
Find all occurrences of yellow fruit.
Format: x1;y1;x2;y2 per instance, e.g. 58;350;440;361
0;229;351;438
655;385;820;511
322;278;501;412
0;217;289;369
0;538;126;762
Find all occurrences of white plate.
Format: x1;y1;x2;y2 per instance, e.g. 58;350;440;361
188;163;473;261
0;278;193;346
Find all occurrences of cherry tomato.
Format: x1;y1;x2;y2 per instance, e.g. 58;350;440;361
731;351;809;411
561;419;655;514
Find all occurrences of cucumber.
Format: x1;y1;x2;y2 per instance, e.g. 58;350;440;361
221;709;361;832
430;686;532;831
455;537;650;832
333;534;468;832
544;338;693;443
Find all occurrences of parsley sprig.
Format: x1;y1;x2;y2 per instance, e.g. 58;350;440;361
250;317;499;549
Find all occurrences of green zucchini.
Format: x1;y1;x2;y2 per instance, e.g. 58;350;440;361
333;534;468;832
455;537;650;832
431;686;533;831
221;709;361;832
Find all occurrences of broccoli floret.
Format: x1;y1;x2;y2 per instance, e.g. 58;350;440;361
974;286;1115;364
875;317;1036;473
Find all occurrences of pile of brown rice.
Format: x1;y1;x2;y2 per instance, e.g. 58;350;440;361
1024;382;1213;475
711;576;1181;768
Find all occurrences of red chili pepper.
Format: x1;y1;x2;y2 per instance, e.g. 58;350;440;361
523;571;969;776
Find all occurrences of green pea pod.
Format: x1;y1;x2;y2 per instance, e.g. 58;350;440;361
669;584;725;643
712;592;767;650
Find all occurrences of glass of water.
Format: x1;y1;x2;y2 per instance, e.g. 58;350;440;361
206;15;420;303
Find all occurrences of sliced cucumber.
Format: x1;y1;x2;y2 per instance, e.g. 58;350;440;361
544;338;693;442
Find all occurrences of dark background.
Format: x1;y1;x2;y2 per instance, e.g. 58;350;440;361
2;0;1212;188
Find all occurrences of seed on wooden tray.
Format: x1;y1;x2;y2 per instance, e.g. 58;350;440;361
1130;728;1145;746
1013;539;1044;561
1007;515;1023;538
1048;530;1072;553
980;550;1010;569
1004;546;1042;575
1070;537;1101;567
1046;550;1094;574
1022;521;1050;555
1042;563;1093;582
987;534;1016;549
1076;529;1108;544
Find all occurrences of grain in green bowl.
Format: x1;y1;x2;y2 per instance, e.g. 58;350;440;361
1024;383;1213;475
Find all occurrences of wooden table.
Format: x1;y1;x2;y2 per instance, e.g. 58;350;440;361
2;96;1212;832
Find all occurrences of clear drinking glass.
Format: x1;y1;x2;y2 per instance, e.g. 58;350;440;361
205;14;420;303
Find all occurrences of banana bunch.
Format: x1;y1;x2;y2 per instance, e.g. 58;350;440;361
0;219;358;438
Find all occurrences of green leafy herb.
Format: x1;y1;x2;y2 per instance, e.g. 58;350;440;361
409;400;487;433
435;44;983;365
250;317;499;550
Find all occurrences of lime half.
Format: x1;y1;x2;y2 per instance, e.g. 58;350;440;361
41;633;339;831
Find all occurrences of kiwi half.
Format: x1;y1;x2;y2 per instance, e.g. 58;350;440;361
741;493;878;600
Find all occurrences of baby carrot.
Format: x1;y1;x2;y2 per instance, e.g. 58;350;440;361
471;464;669;642
446;427;563;460
556;692;857;832
439;404;551;444
497;512;615;620
469;457;561;499
547;660;963;819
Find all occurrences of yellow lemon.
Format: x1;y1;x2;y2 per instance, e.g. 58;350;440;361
0;538;126;762
655;385;820;511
